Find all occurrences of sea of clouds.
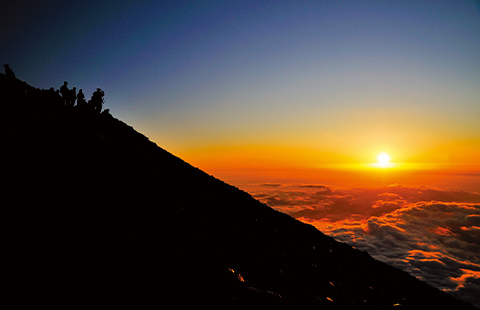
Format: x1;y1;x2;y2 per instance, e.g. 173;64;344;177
251;183;480;307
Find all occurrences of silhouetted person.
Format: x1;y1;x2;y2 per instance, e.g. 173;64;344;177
46;87;62;108
4;64;15;79
55;89;62;106
90;88;104;113
60;81;69;105
77;89;86;107
68;87;77;107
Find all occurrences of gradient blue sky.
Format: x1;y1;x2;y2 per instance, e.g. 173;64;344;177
2;0;480;172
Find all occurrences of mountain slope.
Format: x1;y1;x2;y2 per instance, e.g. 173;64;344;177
2;74;476;309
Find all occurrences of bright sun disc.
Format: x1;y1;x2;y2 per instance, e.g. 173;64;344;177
377;152;391;164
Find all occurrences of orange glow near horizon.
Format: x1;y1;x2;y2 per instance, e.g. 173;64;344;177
166;131;480;193
180;141;479;168
175;141;480;193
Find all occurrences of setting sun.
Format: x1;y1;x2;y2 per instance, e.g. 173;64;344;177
377;152;391;164
369;152;394;168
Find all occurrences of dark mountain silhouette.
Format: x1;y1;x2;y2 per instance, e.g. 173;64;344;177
2;73;476;309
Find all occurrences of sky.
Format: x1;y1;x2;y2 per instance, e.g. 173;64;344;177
2;0;480;306
2;1;480;174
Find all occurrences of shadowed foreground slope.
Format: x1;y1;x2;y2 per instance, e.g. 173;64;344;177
2;74;476;309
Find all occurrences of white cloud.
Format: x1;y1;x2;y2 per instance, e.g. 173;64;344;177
255;184;480;307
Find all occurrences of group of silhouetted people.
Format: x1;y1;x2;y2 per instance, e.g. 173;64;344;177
3;64;105;114
59;81;104;113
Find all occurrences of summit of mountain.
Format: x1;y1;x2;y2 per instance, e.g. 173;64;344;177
2;74;476;309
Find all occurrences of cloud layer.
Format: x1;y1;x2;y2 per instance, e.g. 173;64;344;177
251;184;480;307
